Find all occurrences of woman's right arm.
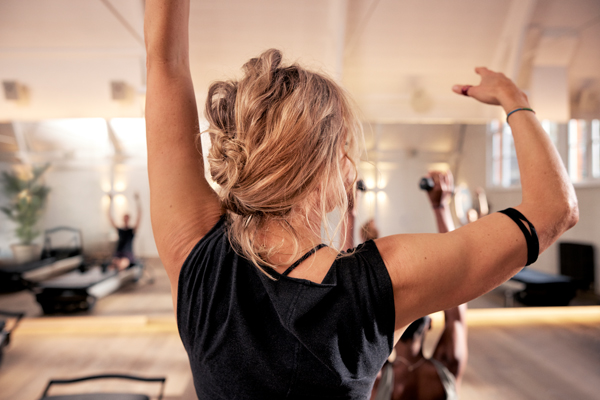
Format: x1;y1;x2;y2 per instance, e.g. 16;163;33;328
376;68;578;335
144;0;222;290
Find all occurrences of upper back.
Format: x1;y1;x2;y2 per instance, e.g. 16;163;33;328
177;216;395;399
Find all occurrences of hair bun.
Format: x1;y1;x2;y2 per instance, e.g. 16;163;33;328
243;49;282;79
209;132;248;190
203;48;362;272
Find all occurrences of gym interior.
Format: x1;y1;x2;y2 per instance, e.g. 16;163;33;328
1;1;599;399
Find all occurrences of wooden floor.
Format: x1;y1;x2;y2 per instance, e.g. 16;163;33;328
0;260;195;400
1;258;599;400
459;323;600;400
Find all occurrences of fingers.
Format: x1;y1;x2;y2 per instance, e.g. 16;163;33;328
452;84;473;97
443;170;454;190
452;85;466;95
452;67;493;97
474;66;490;75
431;172;441;187
426;171;441;187
447;171;454;191
439;172;448;190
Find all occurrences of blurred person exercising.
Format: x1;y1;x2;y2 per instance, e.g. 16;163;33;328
107;192;141;270
371;171;467;400
144;1;577;398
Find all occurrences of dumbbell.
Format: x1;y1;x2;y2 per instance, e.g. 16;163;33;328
419;177;434;191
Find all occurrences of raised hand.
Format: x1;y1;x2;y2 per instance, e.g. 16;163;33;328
425;170;453;209
452;67;529;112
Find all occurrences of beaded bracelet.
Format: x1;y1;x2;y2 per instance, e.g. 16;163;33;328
506;107;535;123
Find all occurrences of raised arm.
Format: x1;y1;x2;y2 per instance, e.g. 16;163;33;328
432;304;468;385
106;194;117;229
144;0;221;288
376;68;578;333
425;171;468;385
132;192;142;232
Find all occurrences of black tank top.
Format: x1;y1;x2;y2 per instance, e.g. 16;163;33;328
177;216;395;399
116;228;134;253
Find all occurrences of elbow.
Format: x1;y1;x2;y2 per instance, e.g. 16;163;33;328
556;193;579;231
565;198;579;230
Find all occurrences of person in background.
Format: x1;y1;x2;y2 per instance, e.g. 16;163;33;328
371;170;467;400
107;192;141;270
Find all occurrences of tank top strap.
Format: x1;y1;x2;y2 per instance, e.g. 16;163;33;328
281;244;327;276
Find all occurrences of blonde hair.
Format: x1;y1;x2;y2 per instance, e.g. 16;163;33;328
205;49;362;274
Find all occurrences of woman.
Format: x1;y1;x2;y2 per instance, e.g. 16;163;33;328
144;1;578;399
107;192;141;270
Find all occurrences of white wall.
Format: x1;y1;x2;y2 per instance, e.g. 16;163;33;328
0;162;157;261
39;163;156;258
356;123;461;239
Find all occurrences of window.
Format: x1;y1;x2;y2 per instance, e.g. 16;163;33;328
489;119;563;188
568;119;600;183
592;119;600;178
490;120;519;187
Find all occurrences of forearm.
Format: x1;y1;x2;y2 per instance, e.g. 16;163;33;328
144;0;190;66
499;93;578;251
433;205;454;233
433;303;467;380
444;302;467;324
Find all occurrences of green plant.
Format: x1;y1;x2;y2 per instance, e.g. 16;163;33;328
1;164;51;245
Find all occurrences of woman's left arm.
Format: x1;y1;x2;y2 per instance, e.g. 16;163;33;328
144;0;221;289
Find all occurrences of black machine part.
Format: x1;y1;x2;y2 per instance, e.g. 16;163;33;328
419;177;434;191
41;226;84;261
559;242;595;290
0;310;25;345
39;374;166;400
0;310;25;366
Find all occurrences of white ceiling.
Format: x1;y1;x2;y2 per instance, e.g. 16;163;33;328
0;0;600;122
0;0;599;126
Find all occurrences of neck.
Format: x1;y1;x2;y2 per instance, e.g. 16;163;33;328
257;211;323;267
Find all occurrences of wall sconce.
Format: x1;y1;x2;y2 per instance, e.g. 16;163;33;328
3;81;20;100
3;80;29;104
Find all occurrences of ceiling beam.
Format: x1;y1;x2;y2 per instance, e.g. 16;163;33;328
98;0;144;47
490;0;537;80
329;0;349;82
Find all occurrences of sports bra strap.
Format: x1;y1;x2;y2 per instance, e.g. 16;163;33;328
281;244;328;276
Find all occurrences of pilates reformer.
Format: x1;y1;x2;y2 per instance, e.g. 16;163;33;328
34;260;144;314
0;309;25;367
38;374;166;400
0;227;85;293
5;225;147;314
508;268;577;307
504;242;594;307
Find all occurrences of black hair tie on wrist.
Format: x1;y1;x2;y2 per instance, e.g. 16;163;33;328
498;208;539;266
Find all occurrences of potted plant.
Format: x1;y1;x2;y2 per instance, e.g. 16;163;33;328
1;164;51;263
